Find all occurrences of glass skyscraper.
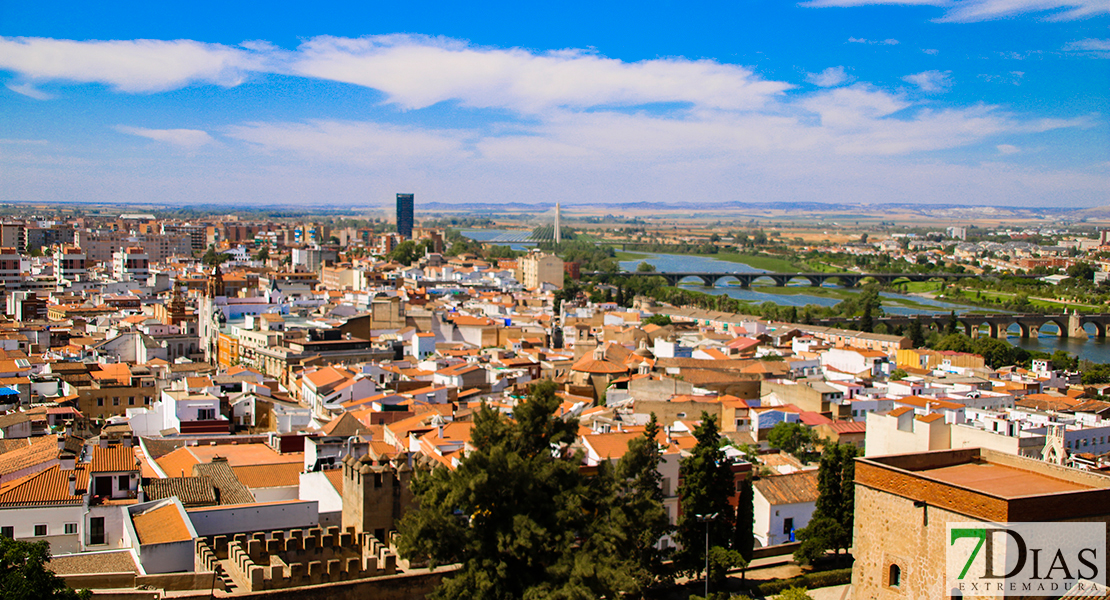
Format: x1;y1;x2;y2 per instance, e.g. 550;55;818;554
396;193;414;239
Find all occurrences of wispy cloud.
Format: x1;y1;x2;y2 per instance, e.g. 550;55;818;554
806;66;853;87
802;0;1109;22
1065;38;1110;58
5;82;53;100
848;37;900;45
902;70;953;92
997;144;1020;154
115;125;214;149
0;37;265;92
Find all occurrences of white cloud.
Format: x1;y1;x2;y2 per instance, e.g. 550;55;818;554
848;37;901;45
902;70;953;92
1065;38;1110;58
115;126;214;149
0;37;264;92
922;48;940;55
224;120;468;165
802;0;1109;22
6;82;53;100
806;66;853;87
286;35;791;113
997;144;1020;154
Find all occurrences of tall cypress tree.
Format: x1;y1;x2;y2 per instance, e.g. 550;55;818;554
734;478;755;565
616;413;672;594
676;413;736;576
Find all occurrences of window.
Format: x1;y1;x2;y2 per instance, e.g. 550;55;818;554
197;408;215;420
34;524;47;537
97;398;104;407
783;518;794;535
64;523;77;535
112;397;120;406
128;396;135;405
1;526;12;538
117;475;128;491
89;517;105;545
889;564;902;588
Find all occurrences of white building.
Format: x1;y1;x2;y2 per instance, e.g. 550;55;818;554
753;470;819;548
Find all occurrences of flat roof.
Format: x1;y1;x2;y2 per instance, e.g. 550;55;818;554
924;461;1092;499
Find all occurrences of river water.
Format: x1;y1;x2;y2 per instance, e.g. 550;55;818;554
618;252;1110;363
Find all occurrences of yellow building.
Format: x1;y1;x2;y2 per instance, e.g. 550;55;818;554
519;252;564;290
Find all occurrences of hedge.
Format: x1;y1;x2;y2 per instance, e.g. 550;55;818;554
756;568;853;596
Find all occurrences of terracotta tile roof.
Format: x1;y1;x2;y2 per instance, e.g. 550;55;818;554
143;477;217;507
571;356;628;375
0;465;87;507
132;502;193;545
48;550;137;575
324;468;344;493
0;438;30;455
192;459;255;506
232;462;303;489
753;470;819;505
90;445;138;473
0;434;59;478
321;412;370;437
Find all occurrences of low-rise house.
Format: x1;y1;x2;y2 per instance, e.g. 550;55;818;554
753;470;819;547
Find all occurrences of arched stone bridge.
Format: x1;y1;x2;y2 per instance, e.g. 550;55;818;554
812;312;1110;339
586;271;981;288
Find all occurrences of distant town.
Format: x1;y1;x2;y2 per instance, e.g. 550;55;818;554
5;197;1110;598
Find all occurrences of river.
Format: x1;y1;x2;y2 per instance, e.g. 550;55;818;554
618;252;1110;363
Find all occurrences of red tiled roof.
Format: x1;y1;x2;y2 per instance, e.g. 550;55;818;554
90;445;138;473
132;502;193;544
0;465;87;507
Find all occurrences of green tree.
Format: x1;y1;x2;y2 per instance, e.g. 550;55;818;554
676;413;737;578
779;588;815;600
889;368;908;381
254;246;270;262
397;380;634;599
615;413;673;593
766;422;819;461
794;444;860;564
733;478;755;568
906;318;926;348
636;261;657;272
642;314;672;327
387;240;422;266
0;538;91;600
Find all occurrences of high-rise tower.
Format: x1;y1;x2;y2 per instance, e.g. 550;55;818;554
396;193;414;239
554;202;561;245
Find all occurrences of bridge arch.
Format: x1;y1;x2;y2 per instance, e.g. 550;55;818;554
674;275;711;286
783;275;819;287
1044;319;1069;338
748;275;780;287
1080;321;1104;338
711;275;744;287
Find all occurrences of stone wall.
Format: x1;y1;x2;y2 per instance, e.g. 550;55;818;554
196;526;398;593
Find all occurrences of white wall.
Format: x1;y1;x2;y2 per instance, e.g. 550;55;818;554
298;471;343;527
0;505;83;554
753;494;816;548
185;500;318;537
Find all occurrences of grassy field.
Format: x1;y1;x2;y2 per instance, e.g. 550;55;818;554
712;252;800;271
614;251;651;261
695;283;977;313
947;289;1106;313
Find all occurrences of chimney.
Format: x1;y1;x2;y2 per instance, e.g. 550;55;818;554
67;474;76;496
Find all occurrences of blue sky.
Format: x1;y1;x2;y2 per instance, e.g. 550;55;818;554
1;0;1107;208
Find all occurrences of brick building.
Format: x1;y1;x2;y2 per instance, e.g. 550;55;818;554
851;448;1110;599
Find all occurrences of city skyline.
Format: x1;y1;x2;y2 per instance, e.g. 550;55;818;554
1;0;1107;207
